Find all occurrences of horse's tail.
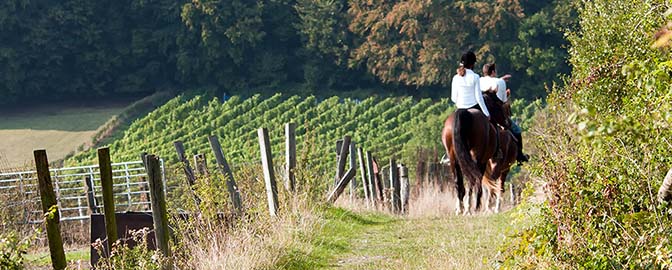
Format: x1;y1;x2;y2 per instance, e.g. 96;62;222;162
452;109;482;192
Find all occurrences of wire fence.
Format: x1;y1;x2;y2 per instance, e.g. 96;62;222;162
0;160;164;224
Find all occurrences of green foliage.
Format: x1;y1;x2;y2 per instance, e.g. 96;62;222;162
510;98;544;131
501;1;672;268
0;231;35;270
0;0;572;103
68;94;454;174
509;0;576;99
93;228;164;270
0;0;182;103
347;0;524;86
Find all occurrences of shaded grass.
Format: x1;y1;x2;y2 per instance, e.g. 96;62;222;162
279;207;509;269
24;247;89;269
0;107;125;132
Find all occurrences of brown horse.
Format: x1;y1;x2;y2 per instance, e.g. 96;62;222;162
441;93;507;215
482;127;518;213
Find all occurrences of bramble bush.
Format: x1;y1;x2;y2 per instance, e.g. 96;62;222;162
501;0;672;268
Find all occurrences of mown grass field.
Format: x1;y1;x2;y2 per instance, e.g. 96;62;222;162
0;101;130;169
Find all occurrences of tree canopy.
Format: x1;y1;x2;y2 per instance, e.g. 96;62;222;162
0;0;574;104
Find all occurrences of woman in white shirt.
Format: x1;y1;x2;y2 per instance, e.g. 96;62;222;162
451;51;490;118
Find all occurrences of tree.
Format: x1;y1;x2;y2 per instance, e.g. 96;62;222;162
347;0;524;87
508;0;576;99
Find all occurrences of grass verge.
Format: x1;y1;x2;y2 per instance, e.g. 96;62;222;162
24;248;89;269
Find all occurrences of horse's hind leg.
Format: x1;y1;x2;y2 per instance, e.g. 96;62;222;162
453;164;465;215
463;182;473;215
495;170;509;213
473;162;487;212
483;179;492;213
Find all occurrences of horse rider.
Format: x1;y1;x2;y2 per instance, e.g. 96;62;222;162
440;51;491;165
451;51;490;119
480;63;529;163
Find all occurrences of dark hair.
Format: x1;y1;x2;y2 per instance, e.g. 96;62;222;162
460;51;477;69
457;51;477;77
482;63;496;76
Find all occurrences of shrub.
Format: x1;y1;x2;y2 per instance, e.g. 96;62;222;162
501;1;672;268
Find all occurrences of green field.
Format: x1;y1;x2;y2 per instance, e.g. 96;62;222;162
0;102;129;169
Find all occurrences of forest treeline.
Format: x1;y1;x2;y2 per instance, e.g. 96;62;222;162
0;0;575;104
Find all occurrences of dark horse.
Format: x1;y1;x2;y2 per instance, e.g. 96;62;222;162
482;124;518;213
482;97;520;213
441;92;509;215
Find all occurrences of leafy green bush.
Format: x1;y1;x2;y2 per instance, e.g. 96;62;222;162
501;1;672;268
0;231;33;270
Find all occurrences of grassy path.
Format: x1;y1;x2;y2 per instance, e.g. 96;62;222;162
283;207;509;269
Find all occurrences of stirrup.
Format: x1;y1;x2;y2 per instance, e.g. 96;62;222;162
440;154;451;165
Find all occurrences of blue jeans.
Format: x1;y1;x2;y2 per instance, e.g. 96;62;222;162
510;120;522;135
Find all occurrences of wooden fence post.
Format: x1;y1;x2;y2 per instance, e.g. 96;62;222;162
208;136;243;213
174;141;201;206
390;159;401;214
399;164;410;215
193;154;208;176
98;147;118;252
365;151;376;206
334;136;351;186
83;176;99;214
371;156;384;203
173;141;197;186
34;150;66;270
327;168;356;204
258;128;279;216
145;154;171;262
285;123;296;193
357;147;370;208
349;142;357;200
140;152;148;167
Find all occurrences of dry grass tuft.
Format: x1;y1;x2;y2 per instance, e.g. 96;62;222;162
407;184;457;218
173;197;320;270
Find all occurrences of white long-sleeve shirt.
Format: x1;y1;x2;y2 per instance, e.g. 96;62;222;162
451;69;490;117
480;76;508;102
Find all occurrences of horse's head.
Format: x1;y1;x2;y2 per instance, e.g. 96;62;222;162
482;91;510;129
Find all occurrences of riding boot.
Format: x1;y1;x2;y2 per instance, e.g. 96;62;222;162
513;131;529;163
